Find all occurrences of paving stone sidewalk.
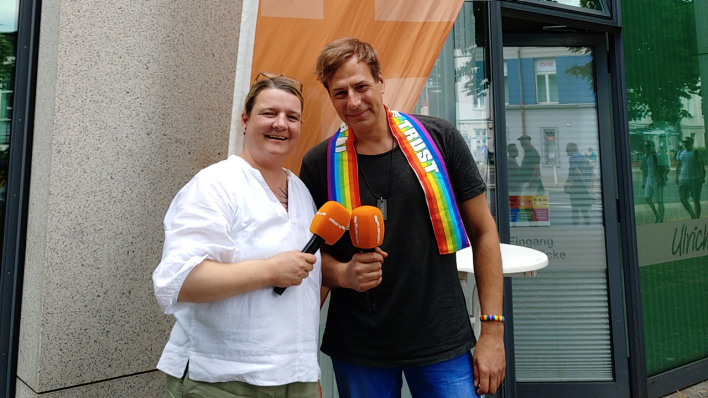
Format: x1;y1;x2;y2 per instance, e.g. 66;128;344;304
662;381;708;398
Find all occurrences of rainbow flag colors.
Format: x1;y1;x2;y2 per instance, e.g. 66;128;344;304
327;124;361;211
389;109;468;254
326;107;469;255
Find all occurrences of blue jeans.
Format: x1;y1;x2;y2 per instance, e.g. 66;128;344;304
331;352;480;398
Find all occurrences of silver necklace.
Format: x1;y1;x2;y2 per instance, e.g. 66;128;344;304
356;137;395;220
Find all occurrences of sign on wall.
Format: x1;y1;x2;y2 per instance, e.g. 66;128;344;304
510;195;551;226
510;225;607;268
636;218;708;266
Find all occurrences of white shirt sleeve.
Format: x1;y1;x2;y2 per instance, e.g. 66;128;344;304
152;168;238;314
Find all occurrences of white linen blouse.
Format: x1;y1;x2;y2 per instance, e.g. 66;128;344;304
153;155;321;385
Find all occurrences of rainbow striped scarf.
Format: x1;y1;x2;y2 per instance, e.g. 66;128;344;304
327;107;469;255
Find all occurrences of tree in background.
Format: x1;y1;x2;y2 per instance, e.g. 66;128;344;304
0;33;16;91
0;32;16;191
579;0;603;10
622;0;700;131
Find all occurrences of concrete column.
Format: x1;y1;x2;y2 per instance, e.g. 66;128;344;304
17;0;242;396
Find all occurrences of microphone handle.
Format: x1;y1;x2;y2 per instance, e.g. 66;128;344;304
274;234;326;295
302;234;326;254
362;248;378;313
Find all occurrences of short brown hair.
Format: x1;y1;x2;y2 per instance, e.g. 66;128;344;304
315;37;381;91
243;77;304;117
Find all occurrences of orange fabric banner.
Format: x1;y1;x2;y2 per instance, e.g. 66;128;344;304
249;0;464;174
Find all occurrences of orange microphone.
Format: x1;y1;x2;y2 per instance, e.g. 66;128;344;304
349;206;385;312
350;206;384;250
274;201;350;295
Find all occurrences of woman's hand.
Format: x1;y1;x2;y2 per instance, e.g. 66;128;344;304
270;250;317;288
179;252;316;303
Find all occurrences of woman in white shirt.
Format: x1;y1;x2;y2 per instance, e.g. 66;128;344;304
153;74;321;397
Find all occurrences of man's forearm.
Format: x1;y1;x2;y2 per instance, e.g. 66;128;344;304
472;230;504;333
459;195;505;326
320;250;345;288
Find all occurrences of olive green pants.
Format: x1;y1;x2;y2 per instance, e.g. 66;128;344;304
165;371;318;398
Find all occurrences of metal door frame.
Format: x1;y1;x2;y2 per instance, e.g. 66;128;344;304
499;32;631;398
0;0;41;395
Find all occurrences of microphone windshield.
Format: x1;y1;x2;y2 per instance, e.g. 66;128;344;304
349;206;385;249
310;201;351;245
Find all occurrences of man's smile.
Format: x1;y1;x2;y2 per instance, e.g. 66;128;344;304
348;109;369;118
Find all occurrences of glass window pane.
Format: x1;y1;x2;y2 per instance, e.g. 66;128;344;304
543;0;603;10
504;61;509;105
416;57;446;118
549;73;558;103
0;0;19;303
476;92;485;109
536;74;547;103
414;2;496;216
506;46;613;382
510;0;605;12
623;0;708;376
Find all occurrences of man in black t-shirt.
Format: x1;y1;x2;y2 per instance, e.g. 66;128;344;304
299;37;505;398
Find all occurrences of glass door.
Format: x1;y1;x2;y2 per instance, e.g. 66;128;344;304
622;0;708;393
502;33;630;397
0;0;19;314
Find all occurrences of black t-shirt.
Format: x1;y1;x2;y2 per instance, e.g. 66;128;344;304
299;115;486;367
519;146;541;181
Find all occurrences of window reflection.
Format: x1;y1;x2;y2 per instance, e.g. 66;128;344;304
535;59;558;104
623;0;708;377
546;0;603;10
512;0;605;12
505;46;613;382
415;3;615;384
414;2;496;216
0;0;19;269
505;47;601;227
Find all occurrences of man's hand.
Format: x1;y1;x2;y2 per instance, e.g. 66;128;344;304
458;193;505;394
473;324;506;395
270;250;317;288
342;247;387;292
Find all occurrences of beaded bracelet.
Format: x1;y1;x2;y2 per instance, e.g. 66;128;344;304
480;315;505;322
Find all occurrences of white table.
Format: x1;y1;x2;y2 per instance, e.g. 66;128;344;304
457;244;549;338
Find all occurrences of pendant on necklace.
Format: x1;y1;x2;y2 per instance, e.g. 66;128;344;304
377;198;388;221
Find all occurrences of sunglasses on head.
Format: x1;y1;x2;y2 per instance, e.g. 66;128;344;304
253;71;303;92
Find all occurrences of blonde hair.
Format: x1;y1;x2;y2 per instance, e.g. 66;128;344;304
243;77;304;117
